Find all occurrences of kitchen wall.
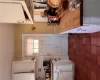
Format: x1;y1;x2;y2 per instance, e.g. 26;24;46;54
15;23;55;59
0;24;15;80
69;32;100;80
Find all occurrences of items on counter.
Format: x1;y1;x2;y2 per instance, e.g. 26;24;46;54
43;60;51;80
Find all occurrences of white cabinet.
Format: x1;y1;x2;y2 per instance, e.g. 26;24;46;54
0;1;33;24
12;60;36;80
13;73;35;80
58;72;73;80
0;3;25;23
51;60;74;80
12;60;35;73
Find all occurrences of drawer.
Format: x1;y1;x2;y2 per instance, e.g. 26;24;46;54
12;61;35;73
58;72;74;80
13;73;35;80
58;64;74;72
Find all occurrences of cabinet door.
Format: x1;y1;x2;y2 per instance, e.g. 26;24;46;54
0;3;25;23
13;73;35;80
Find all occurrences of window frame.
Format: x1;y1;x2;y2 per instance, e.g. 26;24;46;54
26;38;39;56
22;34;41;59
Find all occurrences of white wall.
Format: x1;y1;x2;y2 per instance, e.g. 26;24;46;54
0;24;15;80
22;34;68;57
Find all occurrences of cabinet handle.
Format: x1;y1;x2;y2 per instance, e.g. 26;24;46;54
17;20;24;23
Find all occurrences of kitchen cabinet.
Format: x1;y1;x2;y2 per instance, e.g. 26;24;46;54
13;73;35;80
12;60;36;80
12;60;35;73
0;3;25;23
0;0;33;24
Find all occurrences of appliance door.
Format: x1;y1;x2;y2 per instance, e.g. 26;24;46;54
58;72;74;80
13;73;35;80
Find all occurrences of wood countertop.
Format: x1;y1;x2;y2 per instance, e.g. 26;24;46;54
56;7;81;33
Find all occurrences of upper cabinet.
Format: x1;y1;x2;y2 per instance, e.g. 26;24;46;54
0;0;33;24
0;2;25;23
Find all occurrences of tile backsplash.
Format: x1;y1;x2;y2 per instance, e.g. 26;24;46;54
69;32;100;80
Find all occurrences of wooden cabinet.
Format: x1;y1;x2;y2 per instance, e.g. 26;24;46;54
12;60;35;80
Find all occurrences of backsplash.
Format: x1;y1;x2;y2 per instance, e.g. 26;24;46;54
69;32;100;80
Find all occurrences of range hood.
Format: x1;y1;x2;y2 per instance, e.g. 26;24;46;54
0;0;33;24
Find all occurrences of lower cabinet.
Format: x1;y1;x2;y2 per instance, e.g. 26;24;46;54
13;73;35;80
58;72;74;80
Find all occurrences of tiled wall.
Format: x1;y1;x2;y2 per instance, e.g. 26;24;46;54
69;32;100;80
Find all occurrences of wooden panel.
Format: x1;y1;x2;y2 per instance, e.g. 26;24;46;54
59;7;81;33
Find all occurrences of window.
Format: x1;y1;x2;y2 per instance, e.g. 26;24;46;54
33;40;39;53
26;39;39;56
